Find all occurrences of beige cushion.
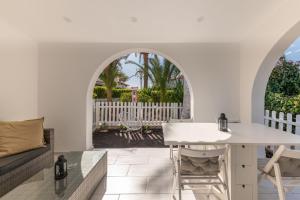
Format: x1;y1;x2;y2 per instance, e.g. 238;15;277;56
181;155;220;176
0;118;45;158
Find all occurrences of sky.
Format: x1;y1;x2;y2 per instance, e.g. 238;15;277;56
119;53;141;88
285;37;300;61
120;53;163;88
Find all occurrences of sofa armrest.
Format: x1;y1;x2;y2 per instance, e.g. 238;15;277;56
44;128;54;151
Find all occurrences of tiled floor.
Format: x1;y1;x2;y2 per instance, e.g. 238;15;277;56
90;148;300;200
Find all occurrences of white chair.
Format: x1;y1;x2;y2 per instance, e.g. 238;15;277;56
118;111;143;143
258;145;300;200
168;118;194;159
170;146;230;200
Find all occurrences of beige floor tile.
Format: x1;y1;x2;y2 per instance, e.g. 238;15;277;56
127;164;172;177
138;148;170;156
91;194;119;200
148;157;172;165
107;156;118;165
108;165;130;176
118;193;217;200
181;193;219;200
119;194;169;200
115;156;149;165
146;176;173;193
106;177;147;194
105;148;143;156
102;195;120;200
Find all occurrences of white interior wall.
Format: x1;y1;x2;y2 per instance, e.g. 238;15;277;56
0;20;38;121
239;0;300;124
38;43;240;151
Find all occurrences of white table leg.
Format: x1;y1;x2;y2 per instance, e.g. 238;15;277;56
229;144;258;200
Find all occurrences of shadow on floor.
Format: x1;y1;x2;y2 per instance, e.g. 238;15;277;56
93;127;168;148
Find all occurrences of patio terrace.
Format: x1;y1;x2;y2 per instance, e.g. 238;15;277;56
90;148;300;200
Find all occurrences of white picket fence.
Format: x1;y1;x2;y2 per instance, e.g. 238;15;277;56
264;110;300;135
93;101;183;128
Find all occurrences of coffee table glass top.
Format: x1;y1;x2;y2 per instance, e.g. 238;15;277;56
2;151;106;200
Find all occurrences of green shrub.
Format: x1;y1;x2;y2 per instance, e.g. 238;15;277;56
150;90;160;102
94;86;184;103
93;86;106;99
266;56;300;96
264;56;300;115
136;88;183;103
265;92;300;114
112;88;132;98
120;92;132;102
137;88;153;102
93;86;132;99
137;88;162;102
172;81;184;103
166;90;183;103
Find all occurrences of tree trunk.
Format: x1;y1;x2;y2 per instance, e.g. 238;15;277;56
160;88;166;102
142;53;149;89
107;87;113;102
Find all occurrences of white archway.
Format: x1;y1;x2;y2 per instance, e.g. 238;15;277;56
85;48;195;149
252;21;300;123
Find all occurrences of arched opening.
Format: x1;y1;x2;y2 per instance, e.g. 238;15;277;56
252;23;300;157
264;44;300;117
252;21;300;124
86;48;194;149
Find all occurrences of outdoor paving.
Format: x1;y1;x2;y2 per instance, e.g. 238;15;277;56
90;148;300;200
93;128;166;148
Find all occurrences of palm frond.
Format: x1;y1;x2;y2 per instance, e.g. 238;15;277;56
125;60;145;70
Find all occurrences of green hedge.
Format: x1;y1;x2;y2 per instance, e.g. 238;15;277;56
265;92;300;114
120;92;132;102
137;88;182;103
93;86;131;99
94;86;183;103
93;86;106;98
112;88;132;98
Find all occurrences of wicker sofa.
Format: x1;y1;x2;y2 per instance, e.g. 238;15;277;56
0;129;54;197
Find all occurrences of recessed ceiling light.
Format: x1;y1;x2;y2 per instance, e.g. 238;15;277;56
130;17;138;23
63;16;72;23
197;16;204;23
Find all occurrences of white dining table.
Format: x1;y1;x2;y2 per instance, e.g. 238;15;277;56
162;122;300;200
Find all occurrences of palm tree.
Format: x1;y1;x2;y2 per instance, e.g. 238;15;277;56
100;57;127;101
141;53;149;88
126;52;150;88
148;55;180;102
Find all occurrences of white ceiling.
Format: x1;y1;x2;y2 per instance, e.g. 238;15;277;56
0;0;286;43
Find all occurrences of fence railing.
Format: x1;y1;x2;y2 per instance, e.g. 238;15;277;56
264;110;300;135
93;101;183;128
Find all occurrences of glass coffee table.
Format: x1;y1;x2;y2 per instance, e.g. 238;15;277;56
2;151;107;200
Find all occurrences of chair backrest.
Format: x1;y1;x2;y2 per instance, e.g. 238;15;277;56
264;145;300;177
180;146;226;158
178;146;227;176
118;111;142;129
